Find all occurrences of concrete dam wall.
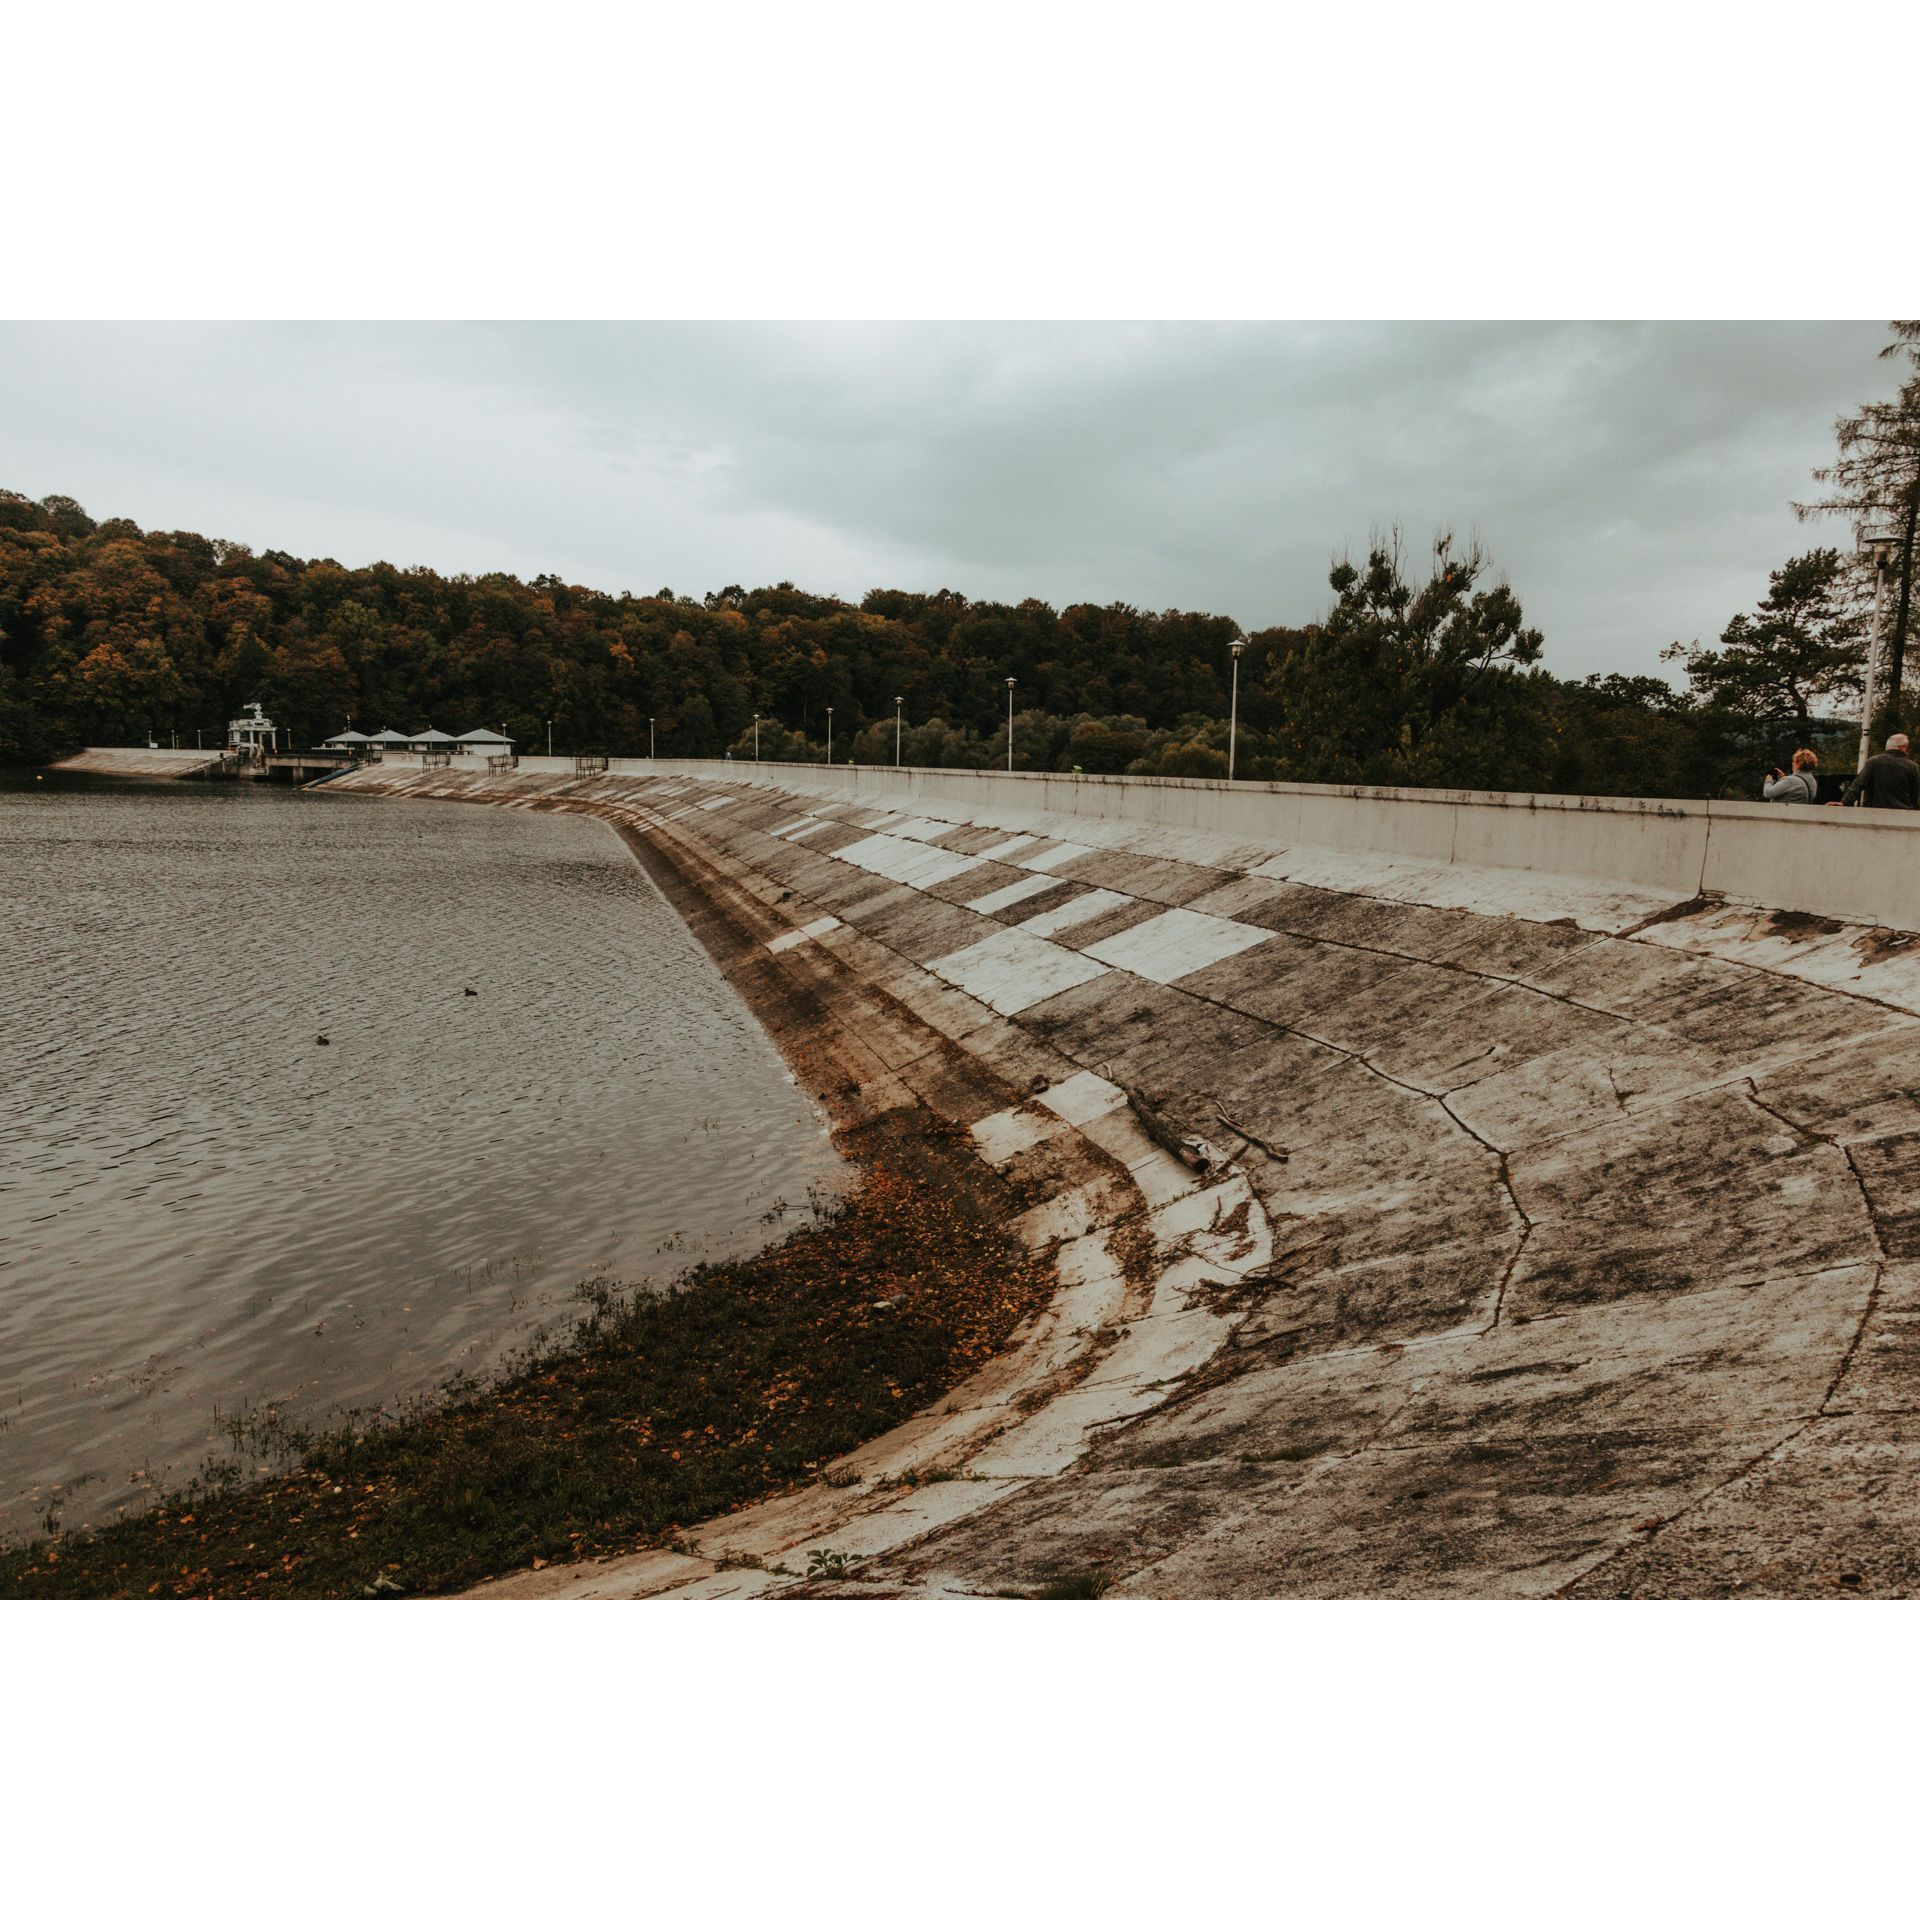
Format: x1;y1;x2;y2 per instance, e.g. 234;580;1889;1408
327;757;1920;1598
512;754;1920;937
47;746;232;779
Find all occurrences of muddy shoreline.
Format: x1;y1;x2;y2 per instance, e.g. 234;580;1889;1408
0;812;1057;1599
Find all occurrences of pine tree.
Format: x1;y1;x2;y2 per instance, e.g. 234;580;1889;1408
1794;321;1920;739
1267;533;1546;787
1666;548;1864;743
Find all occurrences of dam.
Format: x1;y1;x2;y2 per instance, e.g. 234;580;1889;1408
309;755;1920;1599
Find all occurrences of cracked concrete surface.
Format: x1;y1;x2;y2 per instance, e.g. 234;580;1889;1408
325;761;1920;1599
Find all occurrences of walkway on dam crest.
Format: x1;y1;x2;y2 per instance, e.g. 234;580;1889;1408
327;759;1920;1598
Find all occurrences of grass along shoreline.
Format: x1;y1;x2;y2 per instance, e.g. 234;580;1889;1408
0;1106;1051;1600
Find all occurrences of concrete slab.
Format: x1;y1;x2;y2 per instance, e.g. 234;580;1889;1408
968;872;1070;916
1035;1069;1129;1127
1082;907;1273;984
969;1103;1069;1167
1017;840;1100;874
1020;888;1134;938
926;926;1110;1016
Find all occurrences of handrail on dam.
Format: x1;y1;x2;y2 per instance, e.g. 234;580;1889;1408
501;754;1920;936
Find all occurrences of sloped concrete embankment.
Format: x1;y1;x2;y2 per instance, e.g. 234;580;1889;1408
327;760;1920;1598
46;746;230;779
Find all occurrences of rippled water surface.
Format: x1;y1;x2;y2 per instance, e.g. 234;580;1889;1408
0;775;842;1532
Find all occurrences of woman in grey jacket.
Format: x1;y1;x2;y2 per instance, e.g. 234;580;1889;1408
1763;747;1821;803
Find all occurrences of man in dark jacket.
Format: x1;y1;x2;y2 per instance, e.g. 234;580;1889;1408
1832;733;1920;809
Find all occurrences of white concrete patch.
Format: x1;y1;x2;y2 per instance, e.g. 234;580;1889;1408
699;796;735;810
1123;1145;1208;1210
977;835;1041;862
1083;907;1273;984
926;925;1109;1015
1010;1184;1108;1249
1149;1174;1272;1274
1018;841;1098;874
766;914;844;954
895;845;986;889
968;1103;1069;1166
835;835;982;891
1020;888;1133;938
889;816;960;842
1036;1069;1129;1127
968;872;1068;916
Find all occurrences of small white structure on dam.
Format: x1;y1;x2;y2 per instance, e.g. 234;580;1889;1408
227;701;276;763
344;725;518;764
454;727;516;760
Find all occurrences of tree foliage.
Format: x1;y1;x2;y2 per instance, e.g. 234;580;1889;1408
1795;320;1920;735
1665;547;1865;764
0;485;1861;801
1266;533;1546;787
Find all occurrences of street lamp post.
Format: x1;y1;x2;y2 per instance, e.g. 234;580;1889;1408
895;695;903;768
753;712;761;763
1859;528;1898;772
826;707;834;765
1228;636;1247;781
546;717;553;756
1005;678;1017;773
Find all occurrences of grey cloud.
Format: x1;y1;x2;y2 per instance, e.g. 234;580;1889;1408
0;320;1899;679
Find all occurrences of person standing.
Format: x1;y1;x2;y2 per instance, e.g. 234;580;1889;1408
1763;748;1822;804
1832;734;1920;810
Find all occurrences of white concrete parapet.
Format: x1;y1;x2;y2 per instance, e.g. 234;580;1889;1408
533;757;1920;936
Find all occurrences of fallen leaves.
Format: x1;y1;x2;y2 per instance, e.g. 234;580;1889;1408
1;1106;1050;1601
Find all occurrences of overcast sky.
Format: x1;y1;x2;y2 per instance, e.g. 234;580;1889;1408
0;321;1901;682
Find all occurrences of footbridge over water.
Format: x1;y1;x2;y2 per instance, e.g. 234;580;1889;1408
324;757;1920;1598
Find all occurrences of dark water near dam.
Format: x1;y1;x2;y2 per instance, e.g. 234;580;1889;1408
0;775;843;1534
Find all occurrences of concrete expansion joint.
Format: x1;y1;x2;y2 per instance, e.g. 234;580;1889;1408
1554;1413;1824;1598
1741;1077;1893;1265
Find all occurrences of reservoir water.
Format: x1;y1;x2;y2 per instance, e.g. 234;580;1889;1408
0;775;843;1535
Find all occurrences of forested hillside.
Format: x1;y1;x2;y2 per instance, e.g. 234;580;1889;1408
0;488;1864;797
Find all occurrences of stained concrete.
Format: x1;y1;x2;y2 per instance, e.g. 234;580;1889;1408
49;746;229;778
326;760;1920;1600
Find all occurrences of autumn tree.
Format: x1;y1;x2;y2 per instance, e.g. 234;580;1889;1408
0;485;1772;801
